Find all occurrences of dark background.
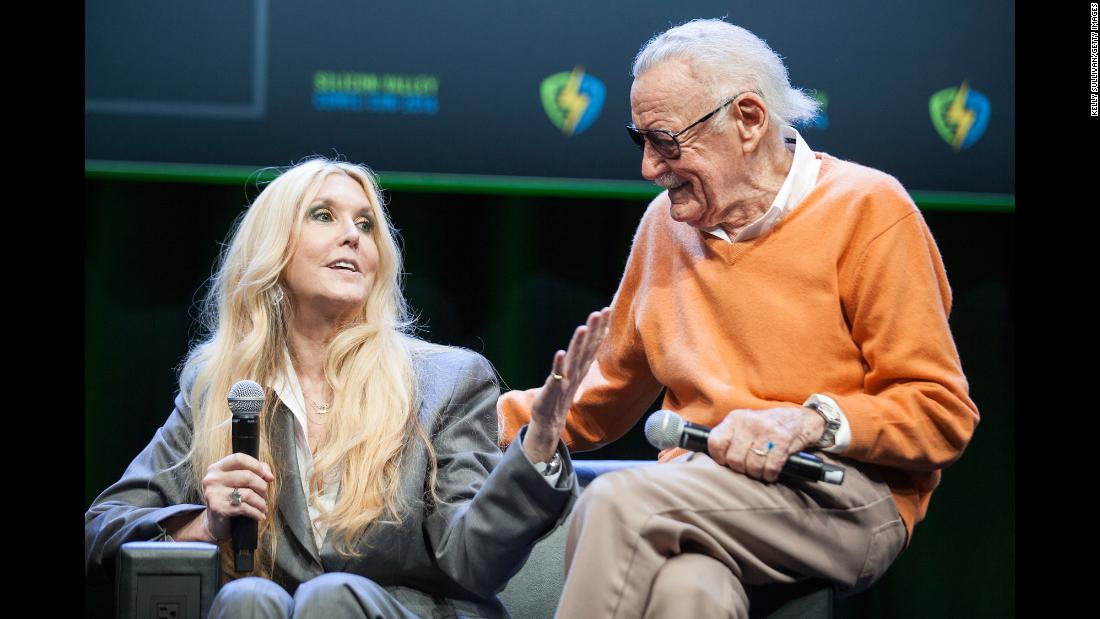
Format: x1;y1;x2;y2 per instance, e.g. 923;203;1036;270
86;1;1014;616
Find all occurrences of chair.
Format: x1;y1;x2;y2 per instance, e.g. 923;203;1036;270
113;460;832;618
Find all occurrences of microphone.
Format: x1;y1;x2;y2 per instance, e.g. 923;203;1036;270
227;380;264;572
644;410;845;485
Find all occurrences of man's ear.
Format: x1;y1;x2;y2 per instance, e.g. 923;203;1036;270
732;93;769;153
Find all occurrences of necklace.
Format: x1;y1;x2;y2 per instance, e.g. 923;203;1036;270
310;399;331;415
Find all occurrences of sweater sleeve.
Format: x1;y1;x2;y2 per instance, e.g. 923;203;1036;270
830;194;979;472
497;200;665;451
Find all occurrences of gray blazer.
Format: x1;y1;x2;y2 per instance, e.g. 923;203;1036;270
85;346;577;618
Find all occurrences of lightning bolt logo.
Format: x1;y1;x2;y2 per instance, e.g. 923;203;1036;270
945;81;976;151
540;67;606;137
556;67;591;135
929;81;991;151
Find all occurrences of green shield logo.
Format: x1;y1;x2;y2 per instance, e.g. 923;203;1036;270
929;82;991;150
540;67;605;136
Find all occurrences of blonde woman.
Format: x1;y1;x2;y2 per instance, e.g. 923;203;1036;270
85;157;610;618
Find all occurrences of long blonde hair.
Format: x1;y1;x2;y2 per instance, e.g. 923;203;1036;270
178;157;434;578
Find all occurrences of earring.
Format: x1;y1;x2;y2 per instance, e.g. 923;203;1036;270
269;285;285;305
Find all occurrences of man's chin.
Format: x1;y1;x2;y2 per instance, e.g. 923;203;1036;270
669;200;704;226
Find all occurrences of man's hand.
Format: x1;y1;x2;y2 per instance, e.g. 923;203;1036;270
523;307;612;463
706;407;826;482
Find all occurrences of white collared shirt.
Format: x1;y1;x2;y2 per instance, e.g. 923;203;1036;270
270;349;340;551
703;126;822;243
701;127;850;452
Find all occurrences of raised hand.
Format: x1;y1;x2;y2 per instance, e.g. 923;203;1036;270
522;307;612;463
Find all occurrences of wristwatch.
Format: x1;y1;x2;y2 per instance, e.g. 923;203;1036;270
534;452;563;477
804;394;842;450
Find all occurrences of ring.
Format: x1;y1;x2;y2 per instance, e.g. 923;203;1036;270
550;372;565;381
751;441;775;457
229;489;242;507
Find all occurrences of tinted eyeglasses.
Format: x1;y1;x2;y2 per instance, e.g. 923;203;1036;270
627;91;752;159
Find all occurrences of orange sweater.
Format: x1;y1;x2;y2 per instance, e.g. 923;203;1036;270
499;154;979;541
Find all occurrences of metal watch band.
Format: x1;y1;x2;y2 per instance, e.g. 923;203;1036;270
806;398;841;449
534;452;562;476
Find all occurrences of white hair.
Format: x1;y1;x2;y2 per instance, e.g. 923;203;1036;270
632;18;819;129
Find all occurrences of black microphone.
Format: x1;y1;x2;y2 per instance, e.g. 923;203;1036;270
644;410;845;485
227;380;264;572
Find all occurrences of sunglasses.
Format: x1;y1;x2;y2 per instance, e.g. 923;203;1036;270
627;91;752;159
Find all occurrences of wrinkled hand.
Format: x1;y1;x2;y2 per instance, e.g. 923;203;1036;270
200;453;275;541
706;407;825;483
523;307;612;462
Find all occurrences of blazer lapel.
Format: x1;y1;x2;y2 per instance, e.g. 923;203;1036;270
322;518;350;573
322;475;358;574
323;404;433;575
270;400;323;569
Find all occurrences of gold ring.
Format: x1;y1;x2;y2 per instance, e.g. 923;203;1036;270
751;440;775;457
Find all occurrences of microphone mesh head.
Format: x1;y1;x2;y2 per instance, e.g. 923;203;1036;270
644;410;684;450
227;380;264;416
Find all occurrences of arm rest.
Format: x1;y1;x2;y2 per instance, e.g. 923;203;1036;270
116;541;220;619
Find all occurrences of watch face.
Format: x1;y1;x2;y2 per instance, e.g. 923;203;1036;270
817;402;840;427
809;401;839;448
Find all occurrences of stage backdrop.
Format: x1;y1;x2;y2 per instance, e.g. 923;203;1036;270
86;0;1014;197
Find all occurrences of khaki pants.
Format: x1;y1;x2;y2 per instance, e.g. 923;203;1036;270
557;453;906;619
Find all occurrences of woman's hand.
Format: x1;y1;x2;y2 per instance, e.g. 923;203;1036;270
523;307;612;463
162;452;275;543
199;453;275;541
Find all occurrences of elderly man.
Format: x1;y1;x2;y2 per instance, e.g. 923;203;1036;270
500;19;979;619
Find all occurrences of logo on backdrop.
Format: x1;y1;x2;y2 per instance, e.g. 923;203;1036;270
540;67;605;136
313;71;440;114
928;81;990;150
802;90;829;130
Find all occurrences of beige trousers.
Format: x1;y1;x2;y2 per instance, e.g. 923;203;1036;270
556;453;907;619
